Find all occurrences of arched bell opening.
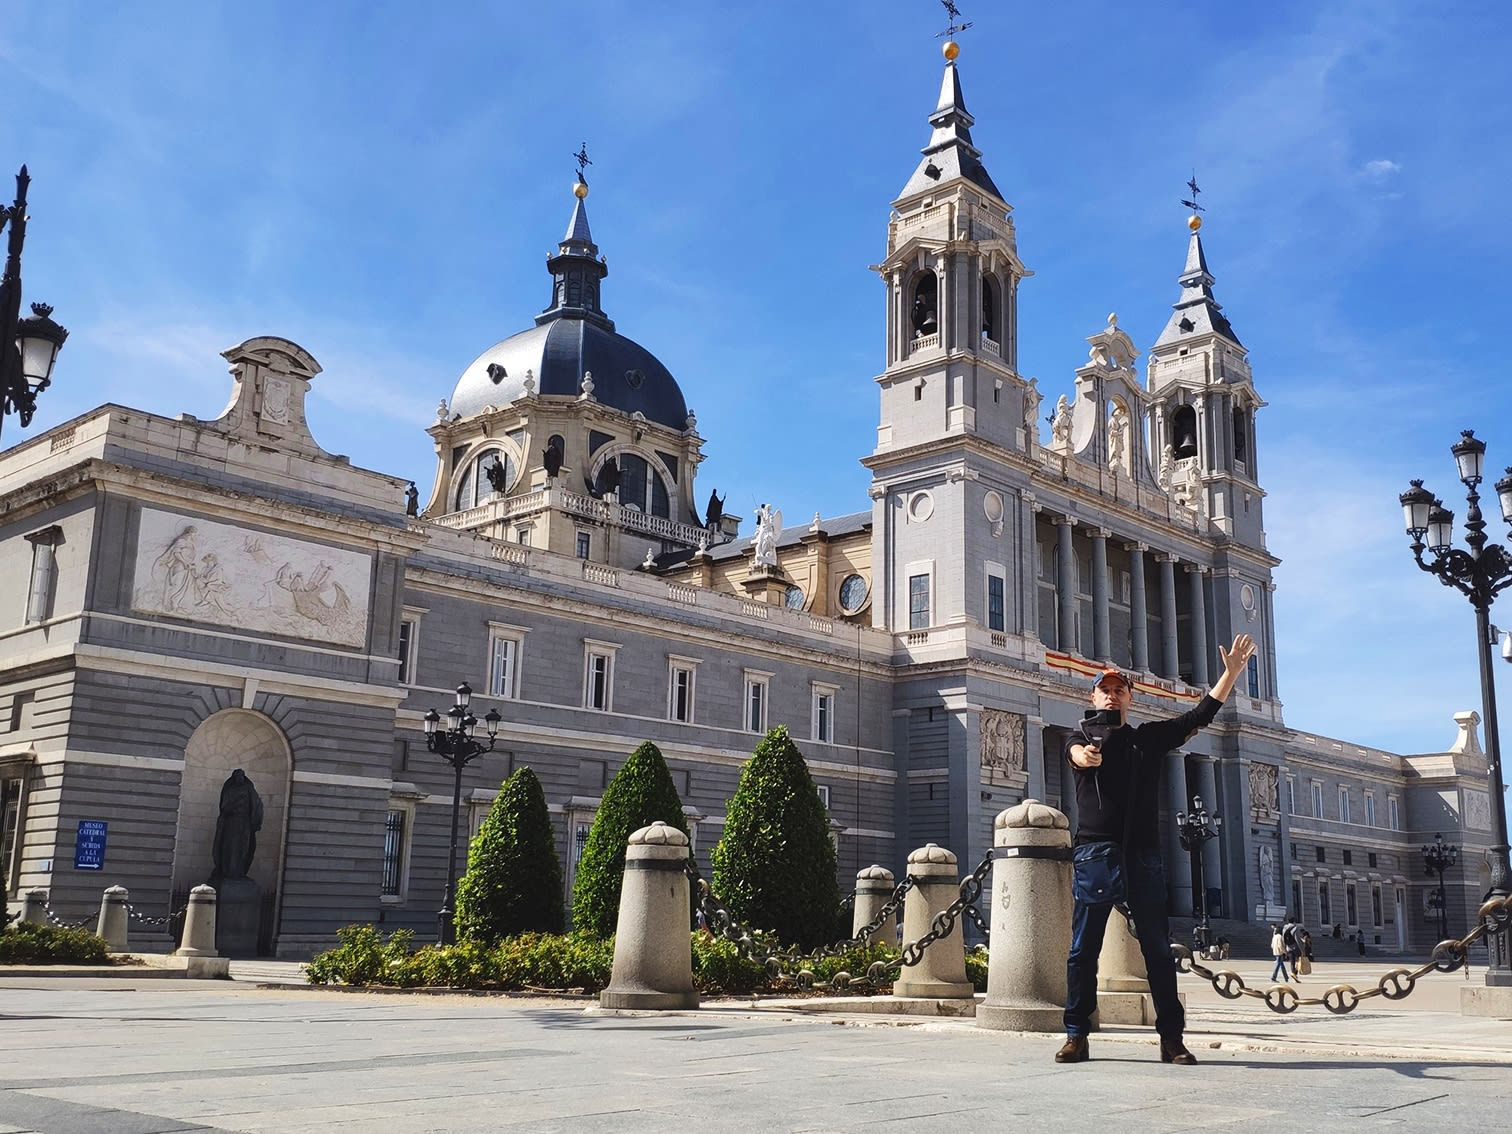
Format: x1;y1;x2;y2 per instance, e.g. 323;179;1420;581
910;271;939;338
981;274;999;344
1171;405;1198;460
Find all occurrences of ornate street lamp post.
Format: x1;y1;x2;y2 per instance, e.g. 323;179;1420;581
1400;429;1512;987
1422;832;1460;944
423;683;500;946
1;166;68;443
1177;794;1222;955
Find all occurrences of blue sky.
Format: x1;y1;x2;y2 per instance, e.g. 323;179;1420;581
4;0;1512;762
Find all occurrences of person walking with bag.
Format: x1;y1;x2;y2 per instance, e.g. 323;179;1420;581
1269;924;1292;983
1054;633;1257;1068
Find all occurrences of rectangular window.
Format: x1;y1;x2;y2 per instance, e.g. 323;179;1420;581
487;624;527;699
817;784;831;811
1318;879;1332;925
1311;781;1323;818
908;574;930;630
1364;793;1376;827
1291;879;1302;919
1286;776;1296;817
380;809;406;898
1247;655;1259;698
1343;849;1352;866
667;656;699;723
0;777;22;887
1368;851;1377;868
1345;883;1358;927
1371;884;1383;926
743;670;771;733
986;573;1005;632
1315;846;1326;863
24;527;61;624
1338;786;1350;824
515;526;531;544
576;531;591;560
1388;797;1400;831
812;683;837;744
585;653;612;710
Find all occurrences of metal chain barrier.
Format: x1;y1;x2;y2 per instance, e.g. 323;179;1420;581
898;847;994;967
1174;891;1512;1015
687;860;917;992
41;899;93;930
126;901;187;930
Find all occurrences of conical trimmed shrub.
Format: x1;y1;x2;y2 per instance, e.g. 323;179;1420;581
570;741;689;938
454;766;564;945
711;725;840;949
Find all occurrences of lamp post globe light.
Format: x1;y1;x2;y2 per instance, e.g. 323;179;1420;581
1422;832;1460;944
1;166;68;443
1176;794;1222;955
423;682;500;946
1399;429;1512;988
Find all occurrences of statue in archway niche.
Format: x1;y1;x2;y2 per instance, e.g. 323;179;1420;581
210;769;264;882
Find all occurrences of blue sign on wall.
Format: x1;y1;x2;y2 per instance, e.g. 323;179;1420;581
74;820;108;871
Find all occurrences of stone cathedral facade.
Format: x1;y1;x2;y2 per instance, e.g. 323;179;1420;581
0;49;1494;958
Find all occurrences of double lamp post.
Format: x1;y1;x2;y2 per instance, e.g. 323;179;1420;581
1176;795;1222;955
1400;429;1512;987
1422;832;1460;945
423;683;499;946
1;166;68;443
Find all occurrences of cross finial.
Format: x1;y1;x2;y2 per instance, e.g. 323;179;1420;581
935;0;973;41
1180;173;1205;215
573;143;593;185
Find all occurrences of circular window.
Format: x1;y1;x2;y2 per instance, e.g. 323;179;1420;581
784;585;805;611
838;573;869;614
982;490;1004;524
908;491;934;523
1239;583;1257;612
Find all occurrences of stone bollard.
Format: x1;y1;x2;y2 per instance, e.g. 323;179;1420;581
96;885;130;952
175;885;220;958
892;843;974;1000
600;822;699;1010
20;890;47;925
977;799;1073;1031
852;865;897;946
1094;905;1163;1026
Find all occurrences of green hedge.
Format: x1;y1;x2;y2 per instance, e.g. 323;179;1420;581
711;726;840;950
0;921;110;964
570;741;689;938
455;766;564;944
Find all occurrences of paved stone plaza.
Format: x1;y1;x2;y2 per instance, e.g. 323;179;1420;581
0;961;1508;1132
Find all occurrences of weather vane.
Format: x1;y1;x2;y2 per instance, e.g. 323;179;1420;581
573;143;593;185
935;0;973;40
1180;174;1205;215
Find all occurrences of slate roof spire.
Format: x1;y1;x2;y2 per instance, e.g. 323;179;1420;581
1153;210;1241;348
897;40;1003;202
537;168;613;330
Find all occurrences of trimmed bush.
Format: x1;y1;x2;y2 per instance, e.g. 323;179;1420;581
711;725;841;950
570;741;689;938
455;766;564;945
0;920;112;964
305;925;614;992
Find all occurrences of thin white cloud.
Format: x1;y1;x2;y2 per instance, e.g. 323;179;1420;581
1360;158;1401;181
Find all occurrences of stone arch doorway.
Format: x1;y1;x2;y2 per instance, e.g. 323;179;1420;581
171;709;291;955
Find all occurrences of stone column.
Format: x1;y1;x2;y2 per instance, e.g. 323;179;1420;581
852;865;897;946
176;885;220;958
1193;755;1222;916
19;890;46;925
1187;565;1210;686
893;844;974;1000
977;799;1072;1032
1167;758;1194;916
1157;554;1179;679
1128;543;1149;672
1090;529;1111;662
96;885;129;953
1055;517;1077;651
600;822;699;1010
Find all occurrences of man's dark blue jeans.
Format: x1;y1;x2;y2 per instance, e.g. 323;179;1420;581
1064;847;1184;1041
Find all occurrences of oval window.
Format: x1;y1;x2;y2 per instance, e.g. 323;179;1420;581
838;573;869;614
784;585;805;611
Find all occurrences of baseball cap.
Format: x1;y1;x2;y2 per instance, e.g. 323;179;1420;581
1093;669;1134;691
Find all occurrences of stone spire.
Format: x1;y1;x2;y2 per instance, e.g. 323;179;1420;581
896;49;1003;201
1153;217;1241;349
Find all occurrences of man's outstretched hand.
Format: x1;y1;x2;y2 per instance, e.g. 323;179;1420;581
1219;633;1257;678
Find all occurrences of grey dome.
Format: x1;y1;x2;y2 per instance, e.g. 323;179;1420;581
448;189;689;430
450;318;688;428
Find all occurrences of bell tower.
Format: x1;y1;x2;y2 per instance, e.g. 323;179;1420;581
1146;190;1267;552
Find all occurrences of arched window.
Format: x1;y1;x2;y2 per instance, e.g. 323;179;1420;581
1233;408;1249;466
454;447;516;511
911;271;939;337
614;453;671;518
981;275;998;343
1171;405;1198;460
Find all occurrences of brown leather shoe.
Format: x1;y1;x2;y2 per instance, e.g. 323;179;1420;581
1160;1039;1197;1065
1054;1036;1089;1063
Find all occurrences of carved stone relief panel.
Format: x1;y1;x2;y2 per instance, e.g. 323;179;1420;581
1249;762;1280;820
980;709;1027;787
133;508;372;647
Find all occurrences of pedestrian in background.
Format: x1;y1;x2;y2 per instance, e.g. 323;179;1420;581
1269;924;1291;983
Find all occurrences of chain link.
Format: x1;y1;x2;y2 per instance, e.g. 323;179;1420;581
41;900;93;930
1174;891;1512;1015
126;902;188;929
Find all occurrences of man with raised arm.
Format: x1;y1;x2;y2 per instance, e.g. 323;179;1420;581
1054;633;1257;1067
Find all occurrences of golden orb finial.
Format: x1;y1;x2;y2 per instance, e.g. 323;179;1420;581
573;179;589;200
1187;214;1202;232
943;40;960;61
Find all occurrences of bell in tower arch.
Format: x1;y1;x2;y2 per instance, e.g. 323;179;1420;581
1171;405;1198;459
911;272;939;337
